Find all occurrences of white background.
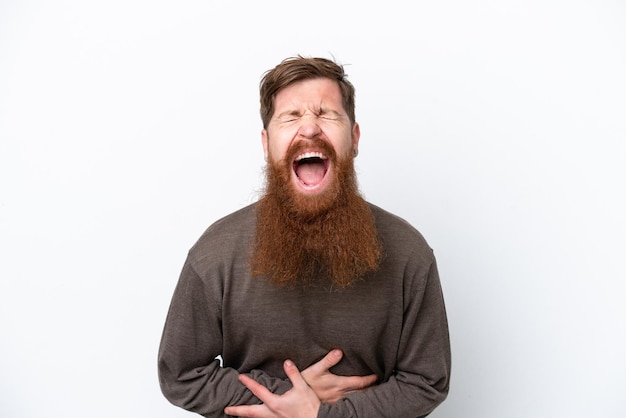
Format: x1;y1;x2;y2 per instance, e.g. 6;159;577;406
1;1;625;417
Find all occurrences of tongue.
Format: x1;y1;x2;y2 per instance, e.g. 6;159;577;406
296;161;326;186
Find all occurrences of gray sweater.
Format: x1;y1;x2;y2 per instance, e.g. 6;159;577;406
158;203;451;417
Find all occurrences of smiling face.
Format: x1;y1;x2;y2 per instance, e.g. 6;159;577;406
262;77;360;197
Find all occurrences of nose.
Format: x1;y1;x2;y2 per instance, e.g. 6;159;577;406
297;115;322;139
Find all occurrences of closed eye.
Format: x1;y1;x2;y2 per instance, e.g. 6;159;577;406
276;111;302;124
317;109;342;121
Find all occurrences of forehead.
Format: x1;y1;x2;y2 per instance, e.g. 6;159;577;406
273;78;344;111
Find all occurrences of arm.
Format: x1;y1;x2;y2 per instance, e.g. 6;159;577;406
158;259;292;417
221;349;378;417
301;349;378;403
225;360;321;418
318;259;451;418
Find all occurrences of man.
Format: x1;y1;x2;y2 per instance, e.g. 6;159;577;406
158;56;451;418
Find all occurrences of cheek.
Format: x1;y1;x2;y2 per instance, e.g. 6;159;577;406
265;132;288;159
324;126;356;155
267;140;292;163
331;139;354;158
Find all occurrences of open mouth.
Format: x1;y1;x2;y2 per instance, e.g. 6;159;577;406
293;151;329;188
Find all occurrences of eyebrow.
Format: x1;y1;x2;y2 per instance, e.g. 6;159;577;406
275;107;343;120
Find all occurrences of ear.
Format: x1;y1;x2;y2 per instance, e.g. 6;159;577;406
261;129;269;162
352;122;361;156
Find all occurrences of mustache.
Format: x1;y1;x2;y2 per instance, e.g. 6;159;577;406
283;139;338;165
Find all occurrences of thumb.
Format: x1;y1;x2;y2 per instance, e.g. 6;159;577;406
319;349;343;370
283;359;307;387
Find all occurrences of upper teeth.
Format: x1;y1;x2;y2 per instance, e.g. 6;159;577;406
296;152;326;161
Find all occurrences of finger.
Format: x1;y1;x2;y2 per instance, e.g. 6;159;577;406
224;404;266;417
238;374;275;403
326;374;378;393
283;359;307;388
350;374;378;390
334;373;378;392
323;349;343;368
312;349;343;373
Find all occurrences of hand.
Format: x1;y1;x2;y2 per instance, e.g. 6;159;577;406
224;360;320;418
301;349;378;403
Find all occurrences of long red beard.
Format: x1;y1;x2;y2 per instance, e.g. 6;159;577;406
250;142;382;288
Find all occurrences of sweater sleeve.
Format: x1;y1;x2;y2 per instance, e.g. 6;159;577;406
318;258;451;418
158;259;292;417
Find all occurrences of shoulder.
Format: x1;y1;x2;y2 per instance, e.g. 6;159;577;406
187;203;257;266
200;203;257;238
368;202;435;265
368;202;430;247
